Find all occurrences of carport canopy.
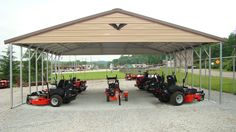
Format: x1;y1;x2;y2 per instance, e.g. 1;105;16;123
4;8;225;55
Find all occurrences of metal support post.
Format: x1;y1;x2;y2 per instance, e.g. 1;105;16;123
73;59;75;77
191;49;194;88
20;46;23;104
184;49;188;84
46;53;49;83
54;55;57;81
204;59;207;77
28;48;31;94
35;50;38;91
184;49;187;72
41;52;44;90
58;55;61;76
74;56;77;77
219;42;223;104
172;54;174;72
233;56;235;93
208;46;212;100
165;55;168;75
174;53;176;74
9;44;13;109
56;55;60;82
199;47;202;90
50;54;53;82
179;57;182;72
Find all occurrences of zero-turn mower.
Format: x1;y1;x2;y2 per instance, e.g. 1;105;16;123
71;77;87;93
27;77;78;107
135;71;149;90
152;72;205;106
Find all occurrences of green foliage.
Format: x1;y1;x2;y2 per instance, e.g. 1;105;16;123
111;54;165;66
0;47;19;83
22;50;48;82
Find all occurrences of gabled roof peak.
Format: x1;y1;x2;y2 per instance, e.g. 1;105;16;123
111;8;123;11
4;8;225;44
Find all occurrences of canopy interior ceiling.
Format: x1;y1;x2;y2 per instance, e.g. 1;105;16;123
4;8;225;55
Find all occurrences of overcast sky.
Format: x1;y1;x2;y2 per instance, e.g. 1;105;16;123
0;0;236;61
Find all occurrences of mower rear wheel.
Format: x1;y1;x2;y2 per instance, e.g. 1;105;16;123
50;95;63;107
170;91;184;106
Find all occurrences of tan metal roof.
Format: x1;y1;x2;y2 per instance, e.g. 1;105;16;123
4;8;225;55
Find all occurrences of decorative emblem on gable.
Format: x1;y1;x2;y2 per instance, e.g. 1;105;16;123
109;23;127;30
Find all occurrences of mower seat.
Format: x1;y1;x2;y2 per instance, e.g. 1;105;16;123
109;83;116;89
57;80;65;88
167;75;176;86
167;85;184;93
72;77;76;82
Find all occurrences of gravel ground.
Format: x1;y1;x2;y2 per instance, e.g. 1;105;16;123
0;79;236;132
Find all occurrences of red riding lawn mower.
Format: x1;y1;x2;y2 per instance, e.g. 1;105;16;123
0;79;9;89
152;72;205;106
125;73;137;80
135;71;150;90
27;77;78;107
71;77;87;93
105;75;128;105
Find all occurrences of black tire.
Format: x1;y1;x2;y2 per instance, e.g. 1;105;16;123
78;90;82;94
82;87;87;91
50;95;63;107
125;96;128;101
63;99;71;104
158;96;169;103
200;95;204;101
170;91;184;106
106;96;110;102
26;96;30;104
138;86;144;90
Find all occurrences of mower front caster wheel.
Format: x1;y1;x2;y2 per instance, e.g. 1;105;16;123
170;91;184;106
106;96;110;102
50;95;63;107
125;96;128;101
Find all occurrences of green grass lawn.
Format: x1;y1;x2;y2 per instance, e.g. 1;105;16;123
52;71;125;81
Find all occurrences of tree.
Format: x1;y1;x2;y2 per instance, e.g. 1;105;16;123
22;50;47;82
111;54;165;66
194;33;236;71
0;47;19;83
223;33;236;71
